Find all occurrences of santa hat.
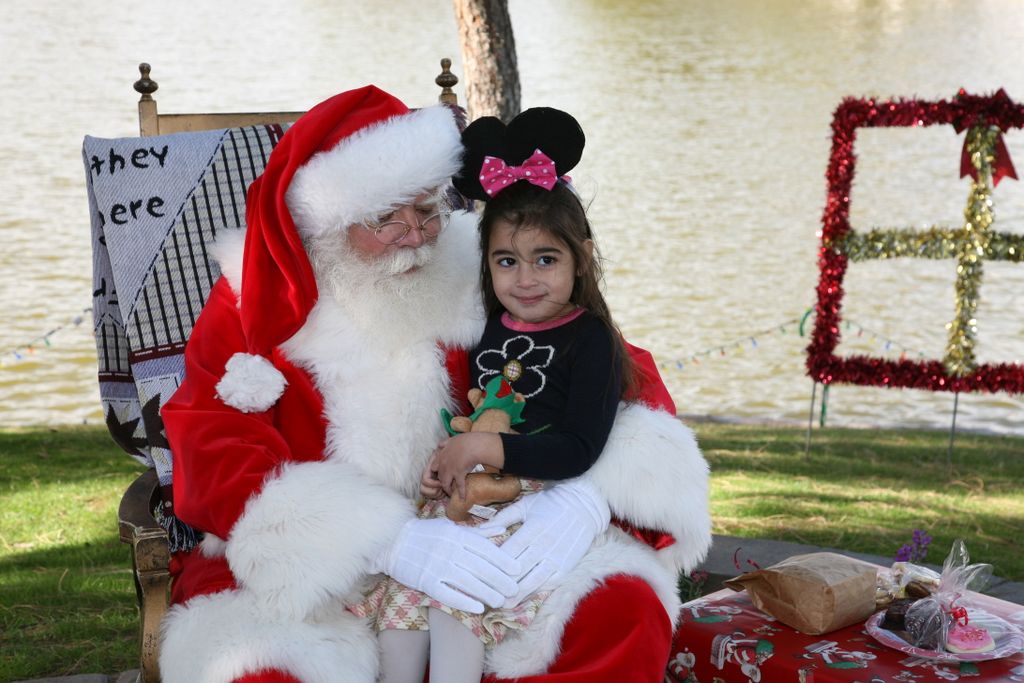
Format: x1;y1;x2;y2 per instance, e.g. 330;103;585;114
215;85;463;413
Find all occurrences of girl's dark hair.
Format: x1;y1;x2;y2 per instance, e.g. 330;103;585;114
478;181;638;400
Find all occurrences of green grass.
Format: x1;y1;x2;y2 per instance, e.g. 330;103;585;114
1;423;1022;680
700;423;1024;581
0;426;145;681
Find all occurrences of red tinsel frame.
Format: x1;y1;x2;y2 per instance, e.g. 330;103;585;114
808;90;1024;393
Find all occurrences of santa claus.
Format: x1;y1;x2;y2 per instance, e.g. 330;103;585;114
160;85;711;683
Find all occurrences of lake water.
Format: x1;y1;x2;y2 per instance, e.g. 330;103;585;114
1;0;1022;436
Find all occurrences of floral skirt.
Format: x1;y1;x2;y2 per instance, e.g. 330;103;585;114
348;479;547;647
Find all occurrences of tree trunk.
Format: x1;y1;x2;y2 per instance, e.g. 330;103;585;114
452;0;521;121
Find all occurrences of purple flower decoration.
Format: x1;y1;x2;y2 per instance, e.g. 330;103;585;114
894;529;932;563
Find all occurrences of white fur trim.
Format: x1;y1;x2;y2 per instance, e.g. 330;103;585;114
160;587;378;683
226;458;414;621
286;105;462;238
486;529;680;678
209;228;246;296
427;210;488;348
200;533;227;558
215;352;288;413
583;404;712;574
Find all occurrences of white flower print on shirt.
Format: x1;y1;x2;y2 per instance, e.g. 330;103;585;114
475;335;554;398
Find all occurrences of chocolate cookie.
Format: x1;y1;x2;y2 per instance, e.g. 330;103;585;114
904;602;949;650
881;598;917;630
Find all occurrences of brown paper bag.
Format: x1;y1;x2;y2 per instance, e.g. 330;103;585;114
724;552;877;635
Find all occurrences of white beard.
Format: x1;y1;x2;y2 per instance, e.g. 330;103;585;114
306;232;446;340
291;211;486;351
289;216;486;494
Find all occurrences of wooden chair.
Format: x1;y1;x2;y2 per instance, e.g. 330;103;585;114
133;61;459;135
117;468;168;683
108;60;461;683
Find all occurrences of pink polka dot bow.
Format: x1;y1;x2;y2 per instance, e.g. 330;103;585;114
479;148;558;197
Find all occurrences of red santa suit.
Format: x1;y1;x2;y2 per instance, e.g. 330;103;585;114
160;86;712;683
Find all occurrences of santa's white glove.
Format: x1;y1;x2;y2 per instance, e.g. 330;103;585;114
373;517;521;614
475;478;610;608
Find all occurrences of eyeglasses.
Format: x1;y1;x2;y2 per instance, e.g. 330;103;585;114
366;210;443;245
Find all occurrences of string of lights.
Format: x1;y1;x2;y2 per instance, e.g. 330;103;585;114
0;308;92;368
7;306;937;376
658;308;933;372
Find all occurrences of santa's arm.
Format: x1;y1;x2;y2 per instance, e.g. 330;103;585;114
163;278;414;619
581;344;712;574
581;402;711;574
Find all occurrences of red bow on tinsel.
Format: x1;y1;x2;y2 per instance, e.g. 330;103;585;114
479;149;558;197
960;132;1017;186
956;88;1018;187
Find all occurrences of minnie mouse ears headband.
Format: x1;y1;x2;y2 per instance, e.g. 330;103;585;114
453;107;585;201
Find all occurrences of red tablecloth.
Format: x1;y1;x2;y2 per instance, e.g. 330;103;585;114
669;588;1024;682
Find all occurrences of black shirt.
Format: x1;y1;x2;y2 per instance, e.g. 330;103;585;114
469;308;622;480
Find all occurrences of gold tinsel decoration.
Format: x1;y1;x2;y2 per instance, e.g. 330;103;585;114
825;124;1024;378
833;226;1023;262
943;126;994;376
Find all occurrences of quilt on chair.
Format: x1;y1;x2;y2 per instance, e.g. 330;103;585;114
84;124;289;548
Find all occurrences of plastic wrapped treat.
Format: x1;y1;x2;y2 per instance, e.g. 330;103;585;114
903;597;953;650
875;561;941;608
867;539;1024;661
892;561;942;598
901;539;993;651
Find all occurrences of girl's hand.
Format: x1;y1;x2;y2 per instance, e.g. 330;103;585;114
435;432;504;500
420;452;443;499
435;435;476;500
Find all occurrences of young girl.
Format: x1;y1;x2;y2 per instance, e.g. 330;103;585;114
375;107;639;683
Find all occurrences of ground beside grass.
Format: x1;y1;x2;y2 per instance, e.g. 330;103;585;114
1;423;1021;680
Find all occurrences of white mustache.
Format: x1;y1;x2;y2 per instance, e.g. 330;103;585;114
307;233;440;310
380;243;436;276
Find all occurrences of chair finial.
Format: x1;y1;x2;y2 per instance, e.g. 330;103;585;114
436;58;458;105
134;63;158;102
